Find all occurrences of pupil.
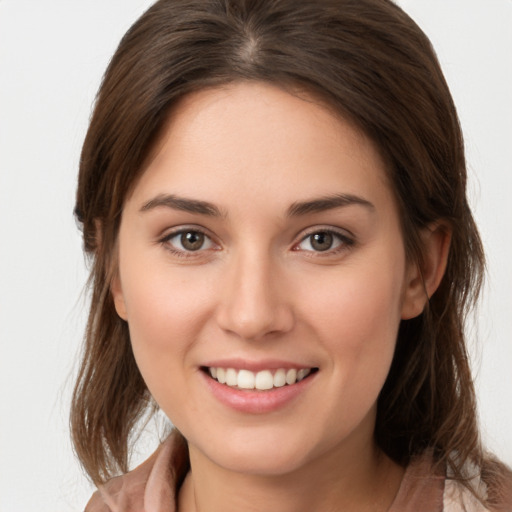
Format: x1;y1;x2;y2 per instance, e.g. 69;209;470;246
181;231;204;251
311;232;333;251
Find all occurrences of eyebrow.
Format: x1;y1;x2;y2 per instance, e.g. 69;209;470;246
287;194;375;216
140;192;374;218
140;194;225;217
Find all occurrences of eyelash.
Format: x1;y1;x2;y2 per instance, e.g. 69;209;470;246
159;227;218;258
293;228;355;256
159;227;355;258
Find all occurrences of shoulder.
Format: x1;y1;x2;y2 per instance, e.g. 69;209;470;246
389;452;444;511
443;478;491;512
443;457;512;512
83;432;186;512
84;489;112;512
389;452;510;512
83;456;155;512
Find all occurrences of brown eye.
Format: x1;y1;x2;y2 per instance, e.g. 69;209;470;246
310;232;333;251
296;229;352;253
181;231;205;251
163;229;216;254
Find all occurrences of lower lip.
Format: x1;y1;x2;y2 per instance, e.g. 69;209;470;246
201;371;316;414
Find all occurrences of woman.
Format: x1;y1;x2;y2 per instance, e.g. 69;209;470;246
71;0;511;510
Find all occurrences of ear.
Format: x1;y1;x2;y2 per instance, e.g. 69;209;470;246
401;222;452;320
96;217;128;321
111;273;128;321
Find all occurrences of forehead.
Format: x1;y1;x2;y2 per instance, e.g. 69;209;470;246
130;81;394;214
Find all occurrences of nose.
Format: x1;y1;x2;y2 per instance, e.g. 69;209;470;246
215;248;294;341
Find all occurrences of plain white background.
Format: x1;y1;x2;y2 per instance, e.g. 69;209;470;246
0;1;510;510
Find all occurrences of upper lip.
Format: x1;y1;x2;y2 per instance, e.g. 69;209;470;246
201;358;316;372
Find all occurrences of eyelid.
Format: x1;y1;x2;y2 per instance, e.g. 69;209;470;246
293;226;355;253
157;224;354;257
159;225;220;255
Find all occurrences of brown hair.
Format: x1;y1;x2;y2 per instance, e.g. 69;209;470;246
72;0;510;505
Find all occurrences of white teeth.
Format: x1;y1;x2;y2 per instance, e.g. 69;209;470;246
217;367;226;384
273;368;286;388
255;370;274;390
285;368;297;385
237;369;255;389
297;369;308;381
208;366;313;390
226;368;238;386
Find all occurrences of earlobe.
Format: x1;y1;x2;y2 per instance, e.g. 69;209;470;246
401;222;452;320
111;274;128;321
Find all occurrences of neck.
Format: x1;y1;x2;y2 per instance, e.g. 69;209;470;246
178;435;403;512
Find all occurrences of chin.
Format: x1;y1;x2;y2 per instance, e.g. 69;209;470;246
188;425;323;477
215;447;311;477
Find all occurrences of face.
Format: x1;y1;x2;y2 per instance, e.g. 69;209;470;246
112;82;419;476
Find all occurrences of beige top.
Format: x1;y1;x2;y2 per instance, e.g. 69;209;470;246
85;432;490;512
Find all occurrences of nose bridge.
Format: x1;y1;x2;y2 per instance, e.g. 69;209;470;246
216;244;293;340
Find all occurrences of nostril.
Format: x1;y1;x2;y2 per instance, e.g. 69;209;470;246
216;304;295;341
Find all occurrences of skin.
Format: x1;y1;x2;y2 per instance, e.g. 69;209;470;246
112;82;449;512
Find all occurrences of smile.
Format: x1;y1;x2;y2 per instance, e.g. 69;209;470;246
206;367;316;391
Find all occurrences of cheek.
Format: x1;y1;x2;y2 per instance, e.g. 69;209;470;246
120;271;212;420
300;254;405;379
118;255;215;387
120;251;210;335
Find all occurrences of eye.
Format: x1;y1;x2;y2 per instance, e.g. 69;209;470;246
162;229;216;253
296;229;353;253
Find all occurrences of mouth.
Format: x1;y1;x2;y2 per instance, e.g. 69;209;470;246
202;366;318;391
